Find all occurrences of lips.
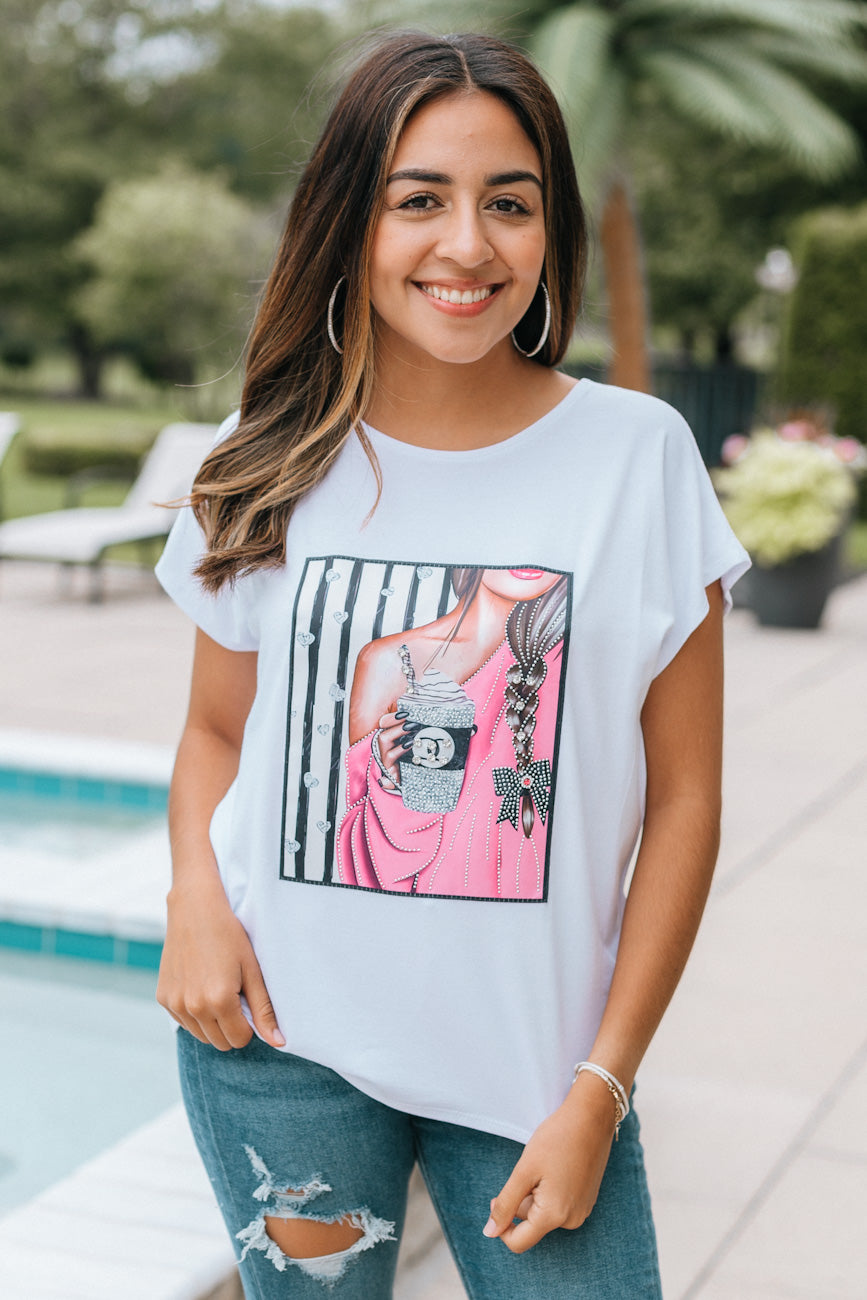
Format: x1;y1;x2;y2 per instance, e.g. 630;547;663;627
508;569;546;581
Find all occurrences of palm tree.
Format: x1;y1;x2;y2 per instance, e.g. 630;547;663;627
514;0;867;390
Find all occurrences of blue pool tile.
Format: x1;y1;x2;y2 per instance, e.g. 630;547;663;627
117;782;153;809
73;776;108;805
54;930;116;963
0;919;44;952
125;940;164;970
33;771;64;799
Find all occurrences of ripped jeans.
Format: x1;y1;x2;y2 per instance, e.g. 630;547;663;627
177;1030;662;1299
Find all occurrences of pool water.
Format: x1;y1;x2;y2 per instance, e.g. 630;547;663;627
0;790;164;859
0;948;180;1216
0;767;167;860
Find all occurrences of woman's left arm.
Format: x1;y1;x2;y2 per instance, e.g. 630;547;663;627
486;580;725;1253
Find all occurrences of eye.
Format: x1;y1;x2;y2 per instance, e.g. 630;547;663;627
396;192;441;211
489;196;532;216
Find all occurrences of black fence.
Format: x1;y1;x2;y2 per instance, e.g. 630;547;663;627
566;362;764;468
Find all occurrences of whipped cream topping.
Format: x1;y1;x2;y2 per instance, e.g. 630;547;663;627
403;667;472;707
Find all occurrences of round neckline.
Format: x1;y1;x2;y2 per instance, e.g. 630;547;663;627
360;377;591;462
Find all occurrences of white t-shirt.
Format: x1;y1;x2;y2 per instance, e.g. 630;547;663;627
156;379;749;1143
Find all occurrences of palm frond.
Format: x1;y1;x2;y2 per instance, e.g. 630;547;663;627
747;30;867;84
641;49;780;143
532;4;616;119
566;67;628;209
644;41;860;177
625;0;867;40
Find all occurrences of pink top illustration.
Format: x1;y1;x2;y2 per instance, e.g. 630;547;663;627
336;566;567;900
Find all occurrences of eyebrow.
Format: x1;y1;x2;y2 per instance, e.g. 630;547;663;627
386;168;542;189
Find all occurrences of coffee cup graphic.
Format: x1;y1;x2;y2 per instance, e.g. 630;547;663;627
395;645;476;813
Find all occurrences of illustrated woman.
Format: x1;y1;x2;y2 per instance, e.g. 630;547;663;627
156;31;748;1299
338;565;568;898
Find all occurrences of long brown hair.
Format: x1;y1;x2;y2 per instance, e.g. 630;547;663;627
191;32;588;591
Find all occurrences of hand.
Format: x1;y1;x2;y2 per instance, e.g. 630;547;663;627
157;874;285;1052
374;708;419;788
483;1075;617;1253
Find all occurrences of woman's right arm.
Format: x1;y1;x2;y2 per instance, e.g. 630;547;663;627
156;628;285;1051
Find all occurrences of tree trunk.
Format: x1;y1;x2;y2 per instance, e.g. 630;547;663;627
599;178;651;393
69;323;104;399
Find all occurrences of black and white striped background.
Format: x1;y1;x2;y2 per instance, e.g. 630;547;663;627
279;555;461;884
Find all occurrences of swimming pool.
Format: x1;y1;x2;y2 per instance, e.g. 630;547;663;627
0;947;181;1216
0;734;173;971
0;765;166;860
0;733;181;1214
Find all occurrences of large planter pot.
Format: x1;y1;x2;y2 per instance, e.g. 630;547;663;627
749;533;843;629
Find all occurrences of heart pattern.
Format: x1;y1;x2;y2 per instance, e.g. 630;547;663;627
329;684;346;701
380;586;394;597
317;820;332;833
417;566;433;579
303;773;319;788
297;632;315;646
333;610;349;624
325;568;340;583
317;723;330;735
284;839;300;853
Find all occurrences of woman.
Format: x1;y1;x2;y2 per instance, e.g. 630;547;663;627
156;31;749;1299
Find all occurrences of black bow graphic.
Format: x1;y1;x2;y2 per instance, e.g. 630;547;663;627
492;759;552;832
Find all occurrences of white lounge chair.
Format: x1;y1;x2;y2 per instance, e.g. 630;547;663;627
0;421;218;600
0;412;22;523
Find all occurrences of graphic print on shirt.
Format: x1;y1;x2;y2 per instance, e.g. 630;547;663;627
280;557;571;901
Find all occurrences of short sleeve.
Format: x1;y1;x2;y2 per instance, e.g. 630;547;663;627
154;412;260;652
651;409;750;677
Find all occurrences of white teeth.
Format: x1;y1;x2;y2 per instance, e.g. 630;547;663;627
421;284;493;303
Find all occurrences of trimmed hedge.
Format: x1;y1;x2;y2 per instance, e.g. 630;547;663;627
22;439;148;479
778;203;867;443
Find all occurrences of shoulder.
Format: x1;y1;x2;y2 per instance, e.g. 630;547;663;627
579;380;688;439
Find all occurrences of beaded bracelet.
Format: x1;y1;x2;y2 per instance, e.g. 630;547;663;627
573;1061;630;1140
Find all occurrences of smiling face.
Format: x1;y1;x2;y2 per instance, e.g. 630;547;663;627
369;91;546;368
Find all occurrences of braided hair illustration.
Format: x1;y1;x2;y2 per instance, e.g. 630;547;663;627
451;569;568;838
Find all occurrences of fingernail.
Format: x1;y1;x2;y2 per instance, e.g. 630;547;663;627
482;1217;498;1238
395;710;409;719
272;1031;286;1046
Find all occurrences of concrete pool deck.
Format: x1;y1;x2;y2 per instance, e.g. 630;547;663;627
1;556;865;1299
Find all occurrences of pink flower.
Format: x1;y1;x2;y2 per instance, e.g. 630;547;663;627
834;437;863;464
778;420;814;442
721;434;749;464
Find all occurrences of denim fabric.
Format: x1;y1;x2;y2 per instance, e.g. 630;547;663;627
178;1030;662;1299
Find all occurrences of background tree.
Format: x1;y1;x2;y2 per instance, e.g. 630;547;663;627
75;162;273;387
487;0;867;391
0;0;338;396
630;72;867;363
778;202;867;440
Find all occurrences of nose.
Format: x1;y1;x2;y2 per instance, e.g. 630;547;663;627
435;200;494;268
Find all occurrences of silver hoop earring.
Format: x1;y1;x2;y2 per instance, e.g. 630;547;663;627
327;276;346;355
511;281;551;358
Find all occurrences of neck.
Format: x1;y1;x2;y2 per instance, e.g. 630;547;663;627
365;338;572;451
